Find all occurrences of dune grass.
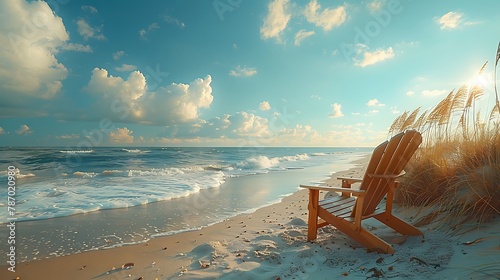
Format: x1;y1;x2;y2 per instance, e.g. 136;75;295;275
390;44;500;229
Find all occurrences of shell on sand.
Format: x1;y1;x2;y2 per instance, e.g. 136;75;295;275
122;262;135;269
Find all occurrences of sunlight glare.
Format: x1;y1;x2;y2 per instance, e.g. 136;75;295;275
469;71;493;89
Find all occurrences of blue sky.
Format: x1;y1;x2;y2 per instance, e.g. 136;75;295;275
0;0;499;147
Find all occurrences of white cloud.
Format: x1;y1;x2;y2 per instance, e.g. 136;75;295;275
259;101;271;111
355;47;395;67
76;18;105;40
16;124;31;135
115;64;137;72
139;23;159;39
391;106;400;114
406;90;415;96
294;29;315;46
81;5;97;14
367;0;383;12
228;112;270;138
109;127;134;144
0;0;68;101
324;125;386;147
84;68;213;125
304;0;347;31
163;15;185;29
61;43;92;53
168;112;272;140
113;51;125;61
421;89;448;97
436;12;462;30
367;99;385;107
260;0;291;42
368;109;379;114
276;124;320;145
329;103;344;118
229;65;257;77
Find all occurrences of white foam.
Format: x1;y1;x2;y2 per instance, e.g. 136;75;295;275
73;171;97;178
0;168;35;179
60;150;94;154
0;167;226;222
122;149;150;153
237;153;310;170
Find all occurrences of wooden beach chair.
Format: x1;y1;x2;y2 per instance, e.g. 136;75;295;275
300;130;423;254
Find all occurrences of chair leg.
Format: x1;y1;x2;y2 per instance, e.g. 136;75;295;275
374;214;423;236
318;208;394;254
307;189;320;241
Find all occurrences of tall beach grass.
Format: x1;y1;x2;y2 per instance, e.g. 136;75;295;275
390;43;500;229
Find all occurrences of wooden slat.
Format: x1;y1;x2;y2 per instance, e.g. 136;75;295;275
331;207;354;217
319;195;348;206
322;199;356;213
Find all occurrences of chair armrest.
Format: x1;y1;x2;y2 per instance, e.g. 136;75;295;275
337;176;363;184
299;185;365;196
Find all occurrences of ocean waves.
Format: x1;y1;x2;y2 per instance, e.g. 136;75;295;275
1;167;226;222
0;147;370;223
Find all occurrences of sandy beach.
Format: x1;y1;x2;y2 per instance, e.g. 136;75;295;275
2;156;499;280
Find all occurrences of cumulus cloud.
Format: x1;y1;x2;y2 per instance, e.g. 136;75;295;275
16;125;31;135
436;12;462;30
329;103;344;118
367;99;385;107
259;101;271;111
169;111;271;140
367;0;383;12
355;46;395;67
406;90;415;96
109;127;134;144
0;0;69;103
84;68;213;125
115;64;137;72
228;112;270;137
113;51;125;61
294;29;315;46
276;124;320;145
304;0;347;31
77;18;106;40
229;65;257;77
260;0;291;42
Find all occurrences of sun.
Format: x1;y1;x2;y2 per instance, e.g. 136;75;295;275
469;71;493;89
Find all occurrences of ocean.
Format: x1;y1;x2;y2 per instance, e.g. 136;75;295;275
0;147;370;262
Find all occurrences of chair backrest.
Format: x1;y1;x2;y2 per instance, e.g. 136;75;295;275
353;130;422;217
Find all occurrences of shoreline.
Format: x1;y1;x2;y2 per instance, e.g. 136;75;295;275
2;155;499;279
1;154;365;264
0;155;368;279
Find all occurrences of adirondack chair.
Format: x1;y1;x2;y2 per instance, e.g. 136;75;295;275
300;130;423;254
